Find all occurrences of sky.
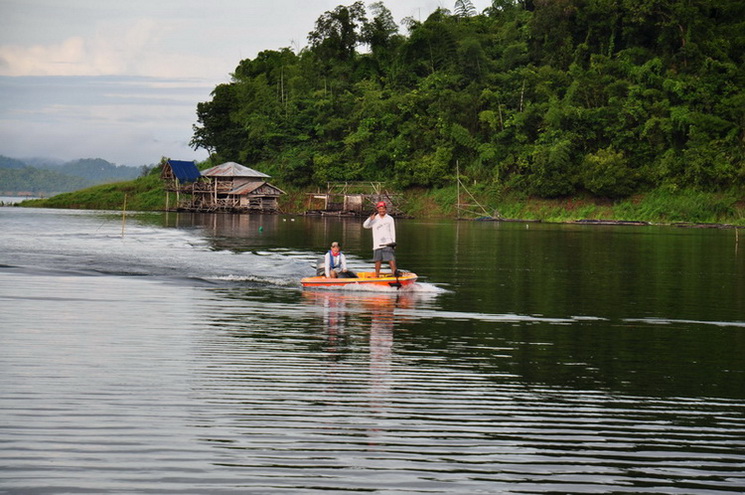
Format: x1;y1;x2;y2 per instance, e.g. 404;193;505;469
0;0;491;168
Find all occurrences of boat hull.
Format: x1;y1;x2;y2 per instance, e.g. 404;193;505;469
301;271;417;289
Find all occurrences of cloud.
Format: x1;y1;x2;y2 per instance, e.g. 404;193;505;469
1;37;85;76
0;75;211;165
0;17;223;79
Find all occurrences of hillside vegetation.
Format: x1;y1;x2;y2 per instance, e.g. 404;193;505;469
0;167;92;195
0;155;141;195
191;0;744;199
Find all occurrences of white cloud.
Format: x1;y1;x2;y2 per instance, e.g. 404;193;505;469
0;16;224;78
0;76;211;165
1;37;85;76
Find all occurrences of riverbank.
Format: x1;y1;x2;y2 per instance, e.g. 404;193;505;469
15;175;745;228
477;189;745;228
0;195;41;206
284;186;745;228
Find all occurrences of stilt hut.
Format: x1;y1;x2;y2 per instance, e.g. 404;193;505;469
161;160;284;212
192;162;284;212
161;159;201;211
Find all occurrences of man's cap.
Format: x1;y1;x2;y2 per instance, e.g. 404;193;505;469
376;201;386;208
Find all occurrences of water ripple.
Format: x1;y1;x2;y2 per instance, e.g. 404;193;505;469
2;209;744;494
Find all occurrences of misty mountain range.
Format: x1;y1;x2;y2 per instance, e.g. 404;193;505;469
0;155;143;195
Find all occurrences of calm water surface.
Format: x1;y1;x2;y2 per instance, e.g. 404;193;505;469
1;207;744;494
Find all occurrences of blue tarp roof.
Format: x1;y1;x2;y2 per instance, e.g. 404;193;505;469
168;160;201;182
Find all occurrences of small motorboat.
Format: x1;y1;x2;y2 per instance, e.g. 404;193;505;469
301;271;417;289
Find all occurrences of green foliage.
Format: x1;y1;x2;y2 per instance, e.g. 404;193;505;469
581;146;637;198
308;1;367;64
394;146;453;188
517;135;577;197
189;0;745;199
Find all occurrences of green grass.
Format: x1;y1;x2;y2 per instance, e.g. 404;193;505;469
20;174;165;211
417;186;745;226
613;189;740;224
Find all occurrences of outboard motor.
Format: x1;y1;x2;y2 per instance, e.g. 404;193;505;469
315;256;326;276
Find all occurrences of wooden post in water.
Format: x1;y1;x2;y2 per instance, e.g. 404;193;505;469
456;160;461;219
121;194;127;238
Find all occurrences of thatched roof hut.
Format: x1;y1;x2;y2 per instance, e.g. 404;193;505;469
163;160;284;212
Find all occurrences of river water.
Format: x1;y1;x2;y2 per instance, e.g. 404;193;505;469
1;207;744;494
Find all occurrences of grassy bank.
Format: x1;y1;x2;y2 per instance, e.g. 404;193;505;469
19;173;165;211
16;176;745;227
402;185;745;226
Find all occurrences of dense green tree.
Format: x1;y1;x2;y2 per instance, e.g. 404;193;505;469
307;0;367;86
190;0;745;198
191;83;243;161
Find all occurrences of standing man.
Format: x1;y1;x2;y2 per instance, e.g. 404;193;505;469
363;201;397;278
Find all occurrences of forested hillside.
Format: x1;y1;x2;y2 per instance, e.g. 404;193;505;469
0;167;91;195
53;158;141;182
191;0;745;198
0;156;141;194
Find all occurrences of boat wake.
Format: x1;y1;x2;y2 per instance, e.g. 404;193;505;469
1;210;442;292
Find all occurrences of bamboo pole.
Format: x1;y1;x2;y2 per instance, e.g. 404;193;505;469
121;194;127;238
456;160;461;219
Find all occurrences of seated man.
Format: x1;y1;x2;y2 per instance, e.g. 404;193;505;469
318;241;349;278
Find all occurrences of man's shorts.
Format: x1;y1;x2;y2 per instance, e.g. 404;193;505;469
373;246;395;262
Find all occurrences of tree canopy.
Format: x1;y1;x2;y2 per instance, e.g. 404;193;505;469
191;0;745;198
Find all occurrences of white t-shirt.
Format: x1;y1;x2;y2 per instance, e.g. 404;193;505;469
363;213;396;249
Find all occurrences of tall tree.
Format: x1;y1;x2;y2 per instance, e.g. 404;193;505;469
307;1;367;62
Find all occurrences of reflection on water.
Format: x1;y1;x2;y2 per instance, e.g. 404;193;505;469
301;290;418;418
179;286;745;493
1;208;744;494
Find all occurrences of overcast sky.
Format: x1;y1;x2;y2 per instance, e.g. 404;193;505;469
0;0;490;167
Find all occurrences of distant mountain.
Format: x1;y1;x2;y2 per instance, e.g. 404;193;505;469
57;158;140;182
20;157;65;168
0;155;141;195
0;156;27;169
0;167;92;195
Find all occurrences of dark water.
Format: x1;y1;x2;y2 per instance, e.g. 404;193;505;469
1;207;744;494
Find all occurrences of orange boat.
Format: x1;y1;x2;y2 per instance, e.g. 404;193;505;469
301;271;417;289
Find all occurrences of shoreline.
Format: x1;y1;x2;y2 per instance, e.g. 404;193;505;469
10;201;745;230
13;180;745;230
476;217;744;230
301;209;745;229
